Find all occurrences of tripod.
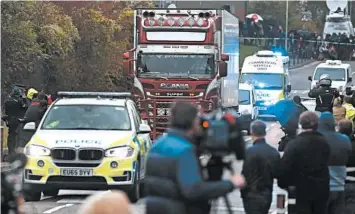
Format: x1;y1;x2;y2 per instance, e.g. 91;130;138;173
207;157;235;214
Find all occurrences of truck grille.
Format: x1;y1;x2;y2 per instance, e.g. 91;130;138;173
51;149;76;160
138;99;215;139
78;149;104;161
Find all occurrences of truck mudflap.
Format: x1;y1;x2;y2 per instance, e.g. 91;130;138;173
136;99;215;139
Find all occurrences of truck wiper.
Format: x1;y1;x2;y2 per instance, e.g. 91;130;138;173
186;71;199;80
239;100;249;103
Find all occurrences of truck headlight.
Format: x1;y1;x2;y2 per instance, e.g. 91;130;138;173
339;86;344;91
105;146;135;158
25;145;50;156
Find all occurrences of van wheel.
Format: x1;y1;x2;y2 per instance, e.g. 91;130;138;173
127;162;140;203
43;189;59;197
24;191;41;202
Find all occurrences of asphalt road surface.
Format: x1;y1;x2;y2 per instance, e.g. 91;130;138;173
22;61;355;214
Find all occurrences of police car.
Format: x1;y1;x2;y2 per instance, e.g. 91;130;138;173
308;60;352;94
22;92;152;202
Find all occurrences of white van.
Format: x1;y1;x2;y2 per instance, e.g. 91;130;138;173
238;83;258;132
240;50;291;118
308;60;352;94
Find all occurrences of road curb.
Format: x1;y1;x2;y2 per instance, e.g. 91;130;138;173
289;59;316;70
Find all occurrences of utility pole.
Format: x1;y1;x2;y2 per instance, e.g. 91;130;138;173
285;0;289;52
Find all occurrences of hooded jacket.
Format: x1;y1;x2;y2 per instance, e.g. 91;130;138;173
318;112;352;191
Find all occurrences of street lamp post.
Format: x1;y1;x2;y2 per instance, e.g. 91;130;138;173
285;0;289;52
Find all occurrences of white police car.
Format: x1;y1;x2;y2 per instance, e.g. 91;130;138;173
308;60;352;94
22;92;152;202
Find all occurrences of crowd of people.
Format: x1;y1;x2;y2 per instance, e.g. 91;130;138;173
2;86;56;157
240;19;355;60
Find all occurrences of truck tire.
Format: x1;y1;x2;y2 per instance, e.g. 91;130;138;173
127;161;140;203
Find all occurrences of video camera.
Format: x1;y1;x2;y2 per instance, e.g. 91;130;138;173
1;153;27;214
198;108;245;160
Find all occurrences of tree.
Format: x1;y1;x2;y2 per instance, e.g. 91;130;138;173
247;1;324;32
1;1;79;100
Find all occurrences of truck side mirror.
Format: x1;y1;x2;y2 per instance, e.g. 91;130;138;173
286;85;291;92
221;54;229;62
218;62;227;77
122;52;130;60
308;76;312;81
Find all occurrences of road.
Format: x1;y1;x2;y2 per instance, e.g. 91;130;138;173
22;61;355;214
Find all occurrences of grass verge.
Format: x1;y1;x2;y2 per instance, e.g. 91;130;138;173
240;44;261;66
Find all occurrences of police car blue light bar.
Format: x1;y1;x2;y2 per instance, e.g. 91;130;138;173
57;91;132;98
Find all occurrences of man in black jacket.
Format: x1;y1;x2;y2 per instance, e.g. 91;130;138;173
337;119;355;214
145;102;246;214
308;74;339;112
3;87;27;154
23;92;48;126
277;111;331;214
241;120;280;214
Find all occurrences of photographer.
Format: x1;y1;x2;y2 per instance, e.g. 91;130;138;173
308;74;339;112
145;102;245;214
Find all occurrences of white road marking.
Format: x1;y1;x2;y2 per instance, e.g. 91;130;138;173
57;199;84;204
43;204;74;213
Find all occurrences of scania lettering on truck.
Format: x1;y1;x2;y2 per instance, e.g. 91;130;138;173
240;50;291;118
122;6;239;139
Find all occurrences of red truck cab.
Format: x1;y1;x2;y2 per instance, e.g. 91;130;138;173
123;7;231;139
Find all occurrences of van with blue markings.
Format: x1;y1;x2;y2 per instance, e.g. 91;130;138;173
239;50;291;118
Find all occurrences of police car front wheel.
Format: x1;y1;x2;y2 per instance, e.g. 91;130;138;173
127;161;141;203
23;190;41;202
43;189;59;197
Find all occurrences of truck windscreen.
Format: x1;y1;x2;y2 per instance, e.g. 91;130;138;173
240;73;283;89
137;54;214;78
314;67;345;81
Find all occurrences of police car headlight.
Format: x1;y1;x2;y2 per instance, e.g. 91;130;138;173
105;146;135;158
25;145;50;156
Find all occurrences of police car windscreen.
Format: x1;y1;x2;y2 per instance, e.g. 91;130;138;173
239;90;251;105
137;54;214;78
41;105;131;130
314;68;345;81
240;73;283;89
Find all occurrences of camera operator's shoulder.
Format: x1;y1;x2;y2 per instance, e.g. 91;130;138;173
151;135;193;157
